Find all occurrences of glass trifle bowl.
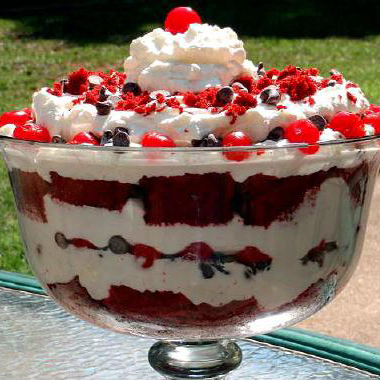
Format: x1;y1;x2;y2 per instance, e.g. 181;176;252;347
1;135;380;379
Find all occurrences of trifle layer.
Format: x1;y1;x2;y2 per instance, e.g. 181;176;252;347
6;145;375;330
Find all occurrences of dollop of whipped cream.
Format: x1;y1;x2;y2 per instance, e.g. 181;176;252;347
124;23;256;93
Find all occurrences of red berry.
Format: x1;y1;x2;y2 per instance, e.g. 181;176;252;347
0;108;33;127
13;124;50;142
133;244;161;268
284;119;320;154
362;113;380;134
164;7;202;35
329;112;364;138
141;131;176;147
222;131;252;161
69;132;99;145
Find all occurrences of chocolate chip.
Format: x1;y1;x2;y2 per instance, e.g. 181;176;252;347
216;86;234;105
52;135;66;144
55;232;68;249
98;86;109;102
60;79;68;93
108;235;131;254
114;127;129;135
327;80;336;87
257;62;265;76
199;262;215;279
100;130;113;145
113;131;130;147
260;86;281;105
231;82;248;92
308;115;327;131
191;133;222;147
267;127;284;141
96;101;113;116
122;82;141;96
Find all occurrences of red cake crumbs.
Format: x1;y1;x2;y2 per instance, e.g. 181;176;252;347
256;77;274;91
133;244;161;268
233;92;258;108
47;81;64;97
233;75;255;93
279;74;317;101
183;87;219;108
276;105;287;110
66;68;90;95
308;97;316;106
223;103;247;124
330;74;343;84
277;65;299;80
235;247;272;267
266;68;280;79
165;97;183;113
347;92;357;104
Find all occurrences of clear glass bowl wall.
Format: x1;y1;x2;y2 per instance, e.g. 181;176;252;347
1;136;379;340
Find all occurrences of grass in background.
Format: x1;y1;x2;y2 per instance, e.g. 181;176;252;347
1;15;380;274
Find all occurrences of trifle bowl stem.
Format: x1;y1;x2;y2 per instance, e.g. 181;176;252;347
148;340;242;379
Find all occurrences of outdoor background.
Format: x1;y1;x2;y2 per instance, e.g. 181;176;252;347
0;0;380;344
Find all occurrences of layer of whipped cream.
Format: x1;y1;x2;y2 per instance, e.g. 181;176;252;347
124;23;256;93
23;176;361;309
29;77;370;144
3;138;377;183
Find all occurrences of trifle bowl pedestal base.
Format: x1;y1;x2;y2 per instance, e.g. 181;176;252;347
148;340;242;379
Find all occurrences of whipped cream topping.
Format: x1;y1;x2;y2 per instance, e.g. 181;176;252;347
28;76;370;143
124;23;256;93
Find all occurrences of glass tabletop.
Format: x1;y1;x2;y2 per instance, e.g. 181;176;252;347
0;286;379;379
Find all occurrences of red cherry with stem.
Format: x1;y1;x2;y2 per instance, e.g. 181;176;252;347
0;109;33;127
284;119;320;154
69;132;99;145
329;112;364;138
222;131;252;161
164;7;202;35
141;131;176;147
13;124;50;142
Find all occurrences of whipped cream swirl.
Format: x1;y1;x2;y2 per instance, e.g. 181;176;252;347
124;23;256;93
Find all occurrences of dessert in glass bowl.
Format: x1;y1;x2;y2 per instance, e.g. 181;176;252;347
1;6;380;379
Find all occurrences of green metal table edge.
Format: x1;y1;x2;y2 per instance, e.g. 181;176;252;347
1;270;380;376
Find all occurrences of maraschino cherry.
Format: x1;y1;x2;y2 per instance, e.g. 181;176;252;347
222;131;252;161
284;119;320;154
141;131;176;147
69;132;99;145
164;7;202;35
13;124;50;142
0;108;33;127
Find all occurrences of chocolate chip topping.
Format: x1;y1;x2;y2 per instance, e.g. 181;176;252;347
231;82;248;92
60;79;68;93
122;82;142;96
98;86;109;102
191;133;222;147
114;126;129;135
55;232;68;249
327;80;336;87
51;135;66;144
113;131;130;147
199;262;215;279
308;115;327;131
260;85;281;105
100;130;113;145
216;86;234;105
257;62;265;76
108;235;131;254
96;101;113;116
267;127;284;141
